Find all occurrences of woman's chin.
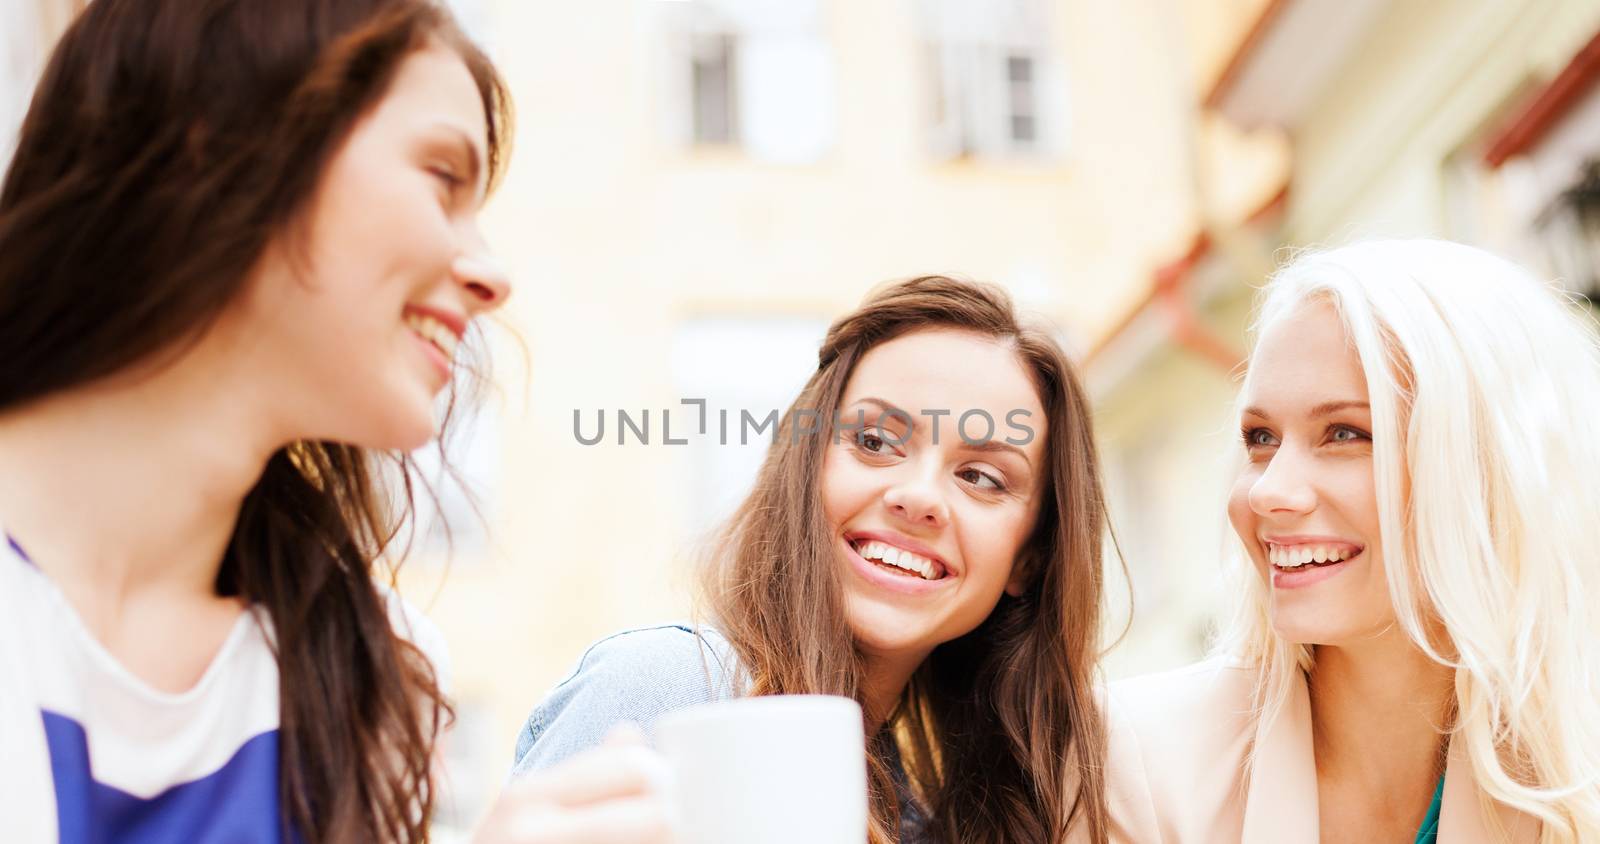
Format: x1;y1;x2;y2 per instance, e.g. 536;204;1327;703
1268;614;1365;649
330;402;439;453
844;598;931;657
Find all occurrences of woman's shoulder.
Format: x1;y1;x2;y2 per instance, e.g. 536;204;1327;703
1099;656;1263;841
1107;654;1258;726
1105;655;1262;762
564;623;737;686
511;623;739;776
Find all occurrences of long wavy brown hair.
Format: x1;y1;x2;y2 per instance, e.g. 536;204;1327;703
700;276;1113;843
0;1;510;840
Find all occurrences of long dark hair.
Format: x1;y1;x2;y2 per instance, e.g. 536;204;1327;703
700;277;1113;843
0;1;510;840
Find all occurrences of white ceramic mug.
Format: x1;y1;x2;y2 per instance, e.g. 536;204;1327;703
653;694;868;844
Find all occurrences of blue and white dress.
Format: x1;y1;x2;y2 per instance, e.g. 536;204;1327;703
0;532;447;844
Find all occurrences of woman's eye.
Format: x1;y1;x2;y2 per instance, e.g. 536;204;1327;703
1330;426;1370;443
429;167;462;192
855;431;887;454
958;468;1004;491
1242;427;1278;448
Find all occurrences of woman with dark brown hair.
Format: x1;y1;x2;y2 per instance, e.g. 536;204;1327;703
0;1;671;842
514;276;1116;843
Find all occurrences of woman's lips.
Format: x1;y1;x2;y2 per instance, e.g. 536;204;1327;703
409;329;453;382
843;539;950;596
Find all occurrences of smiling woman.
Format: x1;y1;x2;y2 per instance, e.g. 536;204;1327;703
512;276;1117;844
0;1;516;841
0;0;725;839
1102;240;1600;844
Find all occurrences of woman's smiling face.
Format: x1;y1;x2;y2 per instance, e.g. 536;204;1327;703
1229;300;1394;645
822;327;1047;666
232;44;511;451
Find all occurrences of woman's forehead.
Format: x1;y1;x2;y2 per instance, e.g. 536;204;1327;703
847;330;1041;412
1245;302;1369;409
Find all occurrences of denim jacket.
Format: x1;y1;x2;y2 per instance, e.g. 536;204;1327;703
510;624;934;842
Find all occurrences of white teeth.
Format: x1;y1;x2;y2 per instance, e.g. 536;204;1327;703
405;313;459;361
855;540;939;581
1268;543;1356;569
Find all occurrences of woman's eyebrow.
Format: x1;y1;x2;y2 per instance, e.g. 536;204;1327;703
1241;399;1368;421
851;396;910;421
849;397;1035;467
1310;400;1369;417
961;438;1033;470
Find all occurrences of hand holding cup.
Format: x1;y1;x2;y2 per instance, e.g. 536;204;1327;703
473;724;678;844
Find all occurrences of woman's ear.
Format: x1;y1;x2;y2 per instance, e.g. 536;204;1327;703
1004;550;1033;597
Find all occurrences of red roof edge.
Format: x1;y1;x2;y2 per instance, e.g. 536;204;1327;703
1203;0;1293;110
1483;28;1600;168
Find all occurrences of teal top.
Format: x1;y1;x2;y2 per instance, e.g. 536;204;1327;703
1414;775;1444;843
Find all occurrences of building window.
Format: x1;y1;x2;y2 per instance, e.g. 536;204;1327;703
1446;66;1600;305
1007;54;1039;146
653;0;834;163
669;316;829;533
690;32;739;145
917;0;1061;161
1533;160;1600;301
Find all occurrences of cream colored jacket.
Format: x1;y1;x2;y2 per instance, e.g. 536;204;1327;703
1098;658;1540;843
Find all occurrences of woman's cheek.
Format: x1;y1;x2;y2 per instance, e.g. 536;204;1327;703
1226;474;1257;544
820;447;869;524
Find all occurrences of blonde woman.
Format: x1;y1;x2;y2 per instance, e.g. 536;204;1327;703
1103;239;1600;843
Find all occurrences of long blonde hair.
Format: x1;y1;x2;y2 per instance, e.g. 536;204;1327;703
1214;239;1600;841
699;276;1113;843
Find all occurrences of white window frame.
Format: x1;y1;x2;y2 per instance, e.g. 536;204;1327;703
653;0;835;163
669;315;830;534
918;0;1062;161
1446;79;1600;302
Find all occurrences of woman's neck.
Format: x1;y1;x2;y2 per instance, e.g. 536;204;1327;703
860;647;930;730
1309;630;1453;814
0;337;285;615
